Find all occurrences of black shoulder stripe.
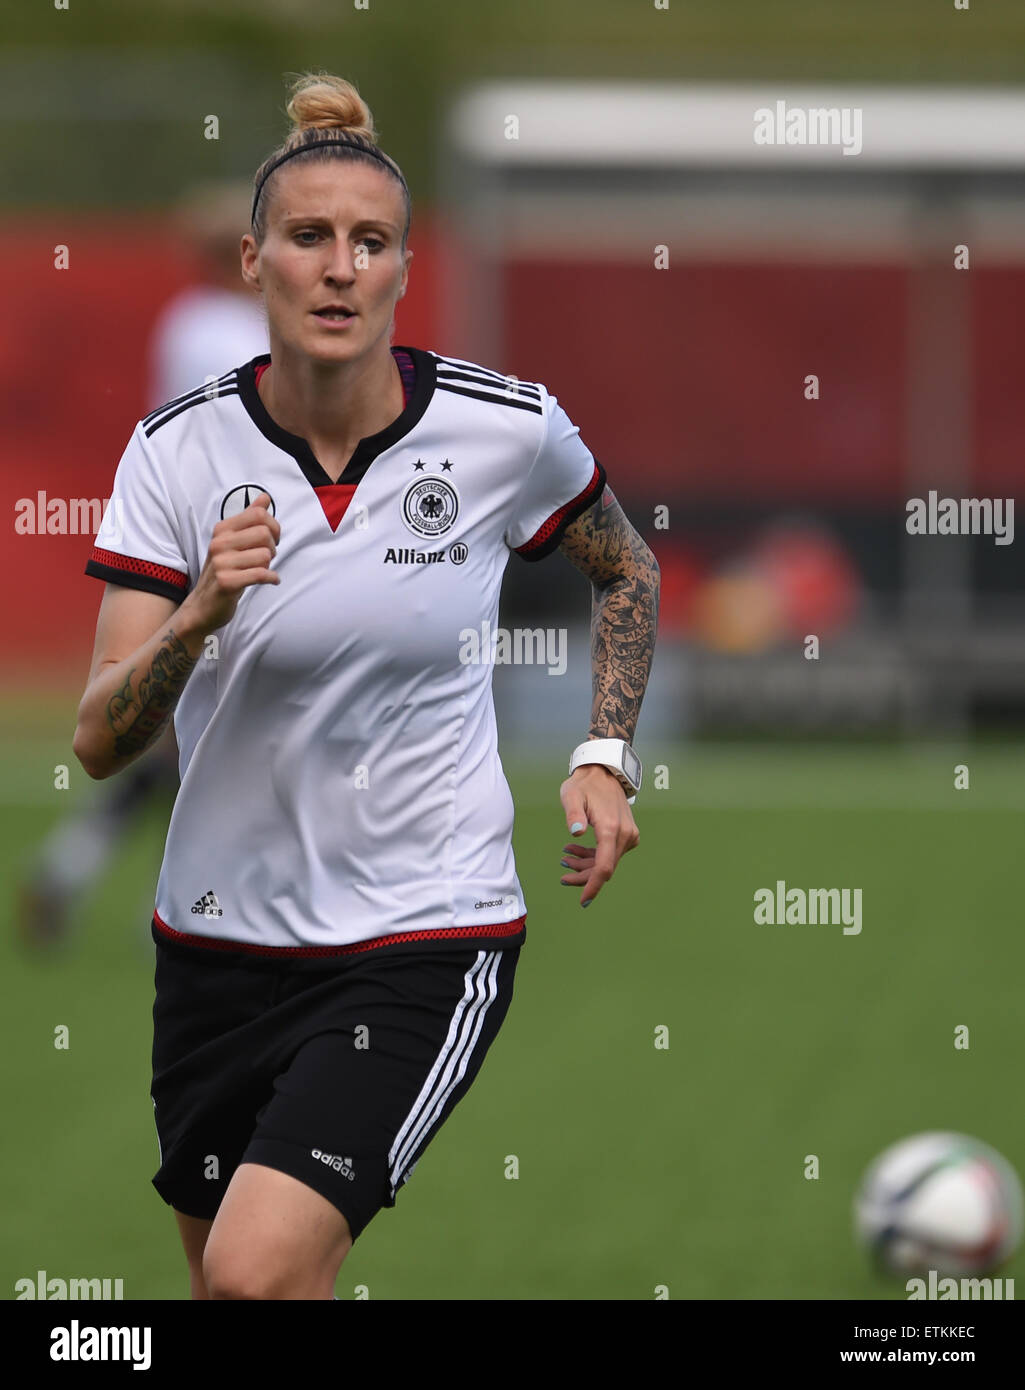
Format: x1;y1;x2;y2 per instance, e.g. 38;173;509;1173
145;384;241;436
435;367;540;400
143;369;239;427
435;381;543;415
432;353;542;388
432;353;520;385
434;363;541;397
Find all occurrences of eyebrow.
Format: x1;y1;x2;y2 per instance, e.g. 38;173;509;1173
280;214;398;232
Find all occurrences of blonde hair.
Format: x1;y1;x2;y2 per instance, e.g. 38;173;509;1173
251;73;410;247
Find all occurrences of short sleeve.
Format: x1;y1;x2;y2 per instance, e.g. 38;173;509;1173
84;421;191;602
505;389;607;562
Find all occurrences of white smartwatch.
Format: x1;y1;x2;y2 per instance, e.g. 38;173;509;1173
568;739;642;804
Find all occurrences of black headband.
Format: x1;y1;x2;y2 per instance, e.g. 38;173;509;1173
251;137;408;226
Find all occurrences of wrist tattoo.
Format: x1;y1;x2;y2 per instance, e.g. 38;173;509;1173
105;629;196;759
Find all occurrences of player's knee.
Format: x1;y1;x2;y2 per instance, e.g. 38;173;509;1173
202;1235;348;1300
202;1244;284;1301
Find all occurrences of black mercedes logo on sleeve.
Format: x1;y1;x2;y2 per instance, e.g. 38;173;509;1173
220;484;276;519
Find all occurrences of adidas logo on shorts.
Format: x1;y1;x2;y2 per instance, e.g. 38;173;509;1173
311;1149;356;1181
190;891;223;919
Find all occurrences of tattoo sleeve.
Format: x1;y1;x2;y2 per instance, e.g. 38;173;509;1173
558;486;660;743
104;629;198;760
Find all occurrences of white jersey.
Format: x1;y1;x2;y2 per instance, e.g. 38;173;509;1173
86;346;606;956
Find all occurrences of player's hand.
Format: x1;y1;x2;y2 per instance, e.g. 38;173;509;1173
180;493;281;634
558;764;639;908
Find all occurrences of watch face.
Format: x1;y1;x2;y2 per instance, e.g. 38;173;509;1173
622;747;642;788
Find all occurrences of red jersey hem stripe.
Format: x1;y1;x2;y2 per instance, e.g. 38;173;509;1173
152;908;525;956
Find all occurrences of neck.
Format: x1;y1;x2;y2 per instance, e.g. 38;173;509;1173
258;340;403;450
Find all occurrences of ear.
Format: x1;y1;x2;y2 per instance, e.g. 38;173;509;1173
397;246;413;300
240;232;261;291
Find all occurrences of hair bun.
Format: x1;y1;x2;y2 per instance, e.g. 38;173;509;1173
252;71;410;245
285;73;377;142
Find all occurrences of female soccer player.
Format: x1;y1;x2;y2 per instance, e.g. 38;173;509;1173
74;72;660;1300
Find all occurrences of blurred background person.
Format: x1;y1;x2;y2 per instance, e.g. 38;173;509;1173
149;179;268;402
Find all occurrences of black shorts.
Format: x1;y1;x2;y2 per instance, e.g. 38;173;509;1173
149;922;521;1242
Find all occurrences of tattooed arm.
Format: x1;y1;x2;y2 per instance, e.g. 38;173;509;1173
555;484;659;907
557;484;660;744
105;632;199;760
73;586;208;779
74;493;281;778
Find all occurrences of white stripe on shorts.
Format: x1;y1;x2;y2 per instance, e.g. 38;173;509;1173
387;949;501;1197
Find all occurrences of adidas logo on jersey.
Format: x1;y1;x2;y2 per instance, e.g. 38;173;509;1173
383;547;446;565
190;891;223;919
311;1149;356;1181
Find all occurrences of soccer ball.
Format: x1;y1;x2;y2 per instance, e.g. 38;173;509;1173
854;1131;1024;1276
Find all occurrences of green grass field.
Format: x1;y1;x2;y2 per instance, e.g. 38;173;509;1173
3;706;1023;1300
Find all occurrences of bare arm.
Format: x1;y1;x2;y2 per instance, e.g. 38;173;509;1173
73;493;281;779
557;483;660;744
73;587;207;779
555;483;659;907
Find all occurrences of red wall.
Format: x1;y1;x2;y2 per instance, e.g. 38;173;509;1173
505;259;1023;504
